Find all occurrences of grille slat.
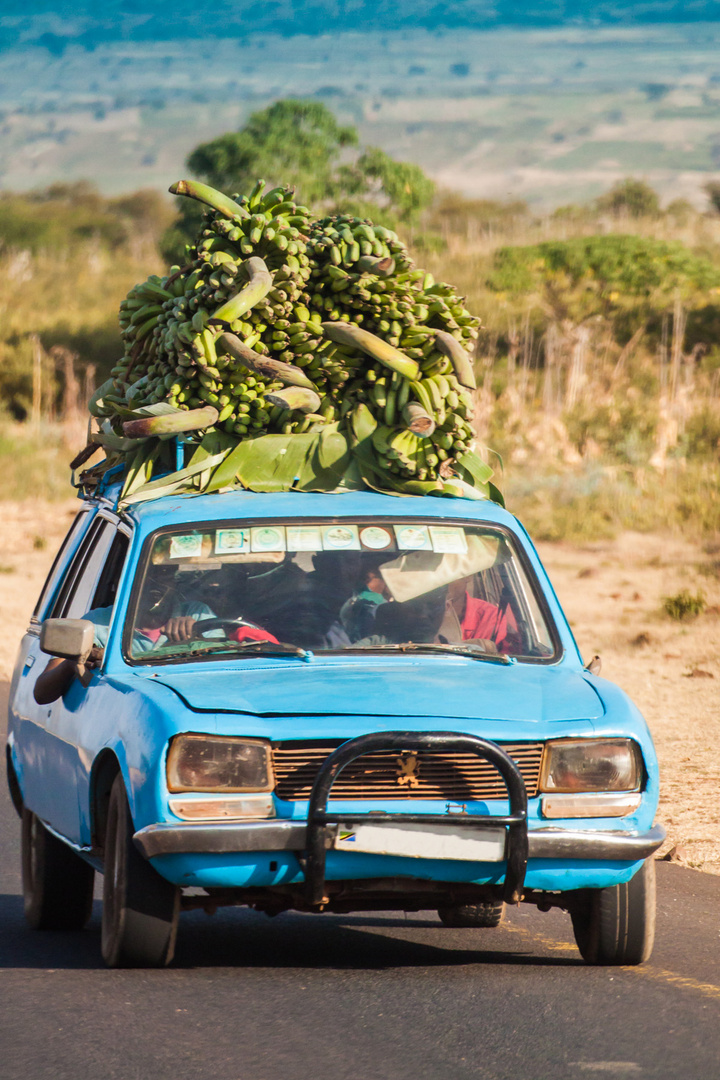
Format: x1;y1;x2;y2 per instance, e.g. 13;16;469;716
272;742;543;801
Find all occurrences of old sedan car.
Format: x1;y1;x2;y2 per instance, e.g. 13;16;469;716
7;483;664;967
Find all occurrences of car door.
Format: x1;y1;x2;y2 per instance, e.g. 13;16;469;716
9;506;96;823
17;513;129;841
48;521;132;845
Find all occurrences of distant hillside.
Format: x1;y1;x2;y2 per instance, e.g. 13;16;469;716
3;1;720;51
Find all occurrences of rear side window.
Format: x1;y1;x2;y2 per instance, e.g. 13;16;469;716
50;518;117;620
32;509;92;620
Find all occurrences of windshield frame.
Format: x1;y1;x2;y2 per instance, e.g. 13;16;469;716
121;515;563;667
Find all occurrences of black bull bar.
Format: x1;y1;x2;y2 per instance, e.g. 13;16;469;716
304;731;529;907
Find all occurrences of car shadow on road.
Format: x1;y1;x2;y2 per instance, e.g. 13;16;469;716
0;893;583;970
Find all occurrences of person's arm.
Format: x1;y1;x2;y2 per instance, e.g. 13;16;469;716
33;657;76;705
33;646;104;705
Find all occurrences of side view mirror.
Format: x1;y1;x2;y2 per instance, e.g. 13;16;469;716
40;618;95;664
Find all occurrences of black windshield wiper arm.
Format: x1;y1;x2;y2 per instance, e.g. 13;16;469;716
143;640;312;662
352;643;515;665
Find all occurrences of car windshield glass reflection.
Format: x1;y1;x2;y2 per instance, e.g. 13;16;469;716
124;521;557;662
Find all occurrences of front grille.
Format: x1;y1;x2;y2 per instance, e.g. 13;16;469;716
271;741;544;801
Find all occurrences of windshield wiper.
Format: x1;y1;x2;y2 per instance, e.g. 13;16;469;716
351;642;515;665
143;640;313;662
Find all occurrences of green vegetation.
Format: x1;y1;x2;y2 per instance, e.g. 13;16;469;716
663;589;707;621
166;101;436;262
0;119;718;537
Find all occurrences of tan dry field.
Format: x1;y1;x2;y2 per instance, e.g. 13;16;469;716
1;500;718;873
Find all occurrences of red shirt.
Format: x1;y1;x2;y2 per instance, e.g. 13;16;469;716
461;595;518;653
230;626;279;644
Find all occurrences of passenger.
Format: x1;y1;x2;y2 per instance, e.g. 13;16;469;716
339;557;392;642
445;576;521;654
355;587;447;647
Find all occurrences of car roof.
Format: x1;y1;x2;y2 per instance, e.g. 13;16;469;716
113;487;520;534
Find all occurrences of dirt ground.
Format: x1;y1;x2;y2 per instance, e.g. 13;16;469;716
1;500;718;873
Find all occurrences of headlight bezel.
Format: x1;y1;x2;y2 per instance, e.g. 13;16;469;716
539;737;643;794
167;734;275;794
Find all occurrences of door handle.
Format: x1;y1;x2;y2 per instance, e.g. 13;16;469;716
23;655;35;672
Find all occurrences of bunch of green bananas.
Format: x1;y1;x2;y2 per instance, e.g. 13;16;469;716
93;178;487;498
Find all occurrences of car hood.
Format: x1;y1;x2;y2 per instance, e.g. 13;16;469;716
145;656;604;724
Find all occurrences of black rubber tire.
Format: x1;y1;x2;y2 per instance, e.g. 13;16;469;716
101;774;180;968
21;808;95;931
571;857;656;966
437;899;505;928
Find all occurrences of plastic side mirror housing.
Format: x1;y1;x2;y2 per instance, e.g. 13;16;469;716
40;618;95;664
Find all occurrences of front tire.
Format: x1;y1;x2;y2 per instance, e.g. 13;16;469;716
21;808;95;930
437;899;505;928
101;774;179;968
571;857;656;965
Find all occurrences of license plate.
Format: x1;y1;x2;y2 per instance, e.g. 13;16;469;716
333;822;506;862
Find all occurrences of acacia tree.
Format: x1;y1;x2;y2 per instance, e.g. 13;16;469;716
162;99;435;260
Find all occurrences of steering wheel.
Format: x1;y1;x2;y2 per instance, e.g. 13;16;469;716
191;617;264;640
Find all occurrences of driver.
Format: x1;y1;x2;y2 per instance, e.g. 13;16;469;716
33;564;217;703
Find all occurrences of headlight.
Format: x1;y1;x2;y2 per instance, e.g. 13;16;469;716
167;735;274;793
539;738;642;793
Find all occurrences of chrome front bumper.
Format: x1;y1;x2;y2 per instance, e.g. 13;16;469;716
134;819;666;862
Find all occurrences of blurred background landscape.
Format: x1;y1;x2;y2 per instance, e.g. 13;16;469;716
1;1;720;538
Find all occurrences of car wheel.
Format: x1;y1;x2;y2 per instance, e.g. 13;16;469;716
571;856;656;965
437;899;505;928
21;808;95;931
101;774;179;968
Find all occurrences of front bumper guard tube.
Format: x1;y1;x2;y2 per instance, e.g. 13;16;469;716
134;821;666;862
303;731;529;908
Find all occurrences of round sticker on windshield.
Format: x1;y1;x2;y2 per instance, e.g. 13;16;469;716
323;525;360;550
360;526;393;550
394;525;431;550
250;526;286;552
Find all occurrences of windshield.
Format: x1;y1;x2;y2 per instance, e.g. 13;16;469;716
124;520;558;664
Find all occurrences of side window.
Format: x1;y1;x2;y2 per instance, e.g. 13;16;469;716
32;509;92;620
91;531;130;612
50;519;117;620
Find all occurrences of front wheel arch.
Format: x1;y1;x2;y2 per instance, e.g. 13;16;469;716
6;745;23;818
89;750;122;854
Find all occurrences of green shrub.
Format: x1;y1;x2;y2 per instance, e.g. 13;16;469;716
662;590;706;620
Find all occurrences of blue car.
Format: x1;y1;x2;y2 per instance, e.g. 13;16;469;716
7;484;664;967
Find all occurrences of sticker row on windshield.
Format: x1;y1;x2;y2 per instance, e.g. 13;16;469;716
168;524;468;559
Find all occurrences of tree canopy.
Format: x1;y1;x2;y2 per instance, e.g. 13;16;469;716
184;99;434;222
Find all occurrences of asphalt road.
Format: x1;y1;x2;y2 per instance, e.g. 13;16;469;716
2;681;719;1080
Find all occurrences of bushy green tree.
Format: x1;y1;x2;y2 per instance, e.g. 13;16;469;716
165;99;436;262
595;178;660;218
487;234;720;324
187;99;358;207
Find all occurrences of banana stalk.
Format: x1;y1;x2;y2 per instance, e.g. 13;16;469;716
434;331;477;390
169;180;249;220
321;323;419;381
209;258;273;325
403;402;436;437
217;332;317;390
266;388;322;414
122;406;219;438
